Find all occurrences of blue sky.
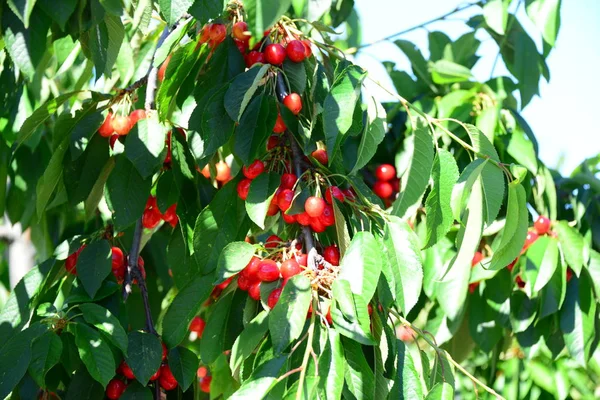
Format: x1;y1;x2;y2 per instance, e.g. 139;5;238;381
353;0;600;174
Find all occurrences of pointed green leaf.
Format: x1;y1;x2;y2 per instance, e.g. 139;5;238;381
331;280;375;345
539;253;566;318
554;221;586;275
77;240;112;299
342;338;375;400
523;235;559;293
338;231;382;302
389;340;423;399
430;60;473;84
80;303;128;355
225;64;270;122
125;117;169;179
525;0;561;46
244;0;292;39
215;241;256;284
425;382;454;400
158;0;193;25
70;323;115;388
229;356;287;399
245;172;280;229
28;331;62;388
168;346;199;391
351;94;386;174
201;292;234;364
125;331;163;386
230;310;269;373
318;329;345;400
36;137;69;219
484;0;509;34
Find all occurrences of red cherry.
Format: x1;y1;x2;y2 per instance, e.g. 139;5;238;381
267;199;280;216
319;205;335;226
197;366;208;378
159;365;178;391
286;40;306;63
311;149;328;165
215;161;231;182
106;379;127;400
209;24;226;45
280;259;302;279
523;231;539;250
257;259;280;282
267;135;280;150
216;276;233;290
189;316;206;337
234;38;249;54
566;268;573;282
343;188;356;202
281;212;296;224
237;274;252;291
111;247;125;278
302;40;313;57
149;367;161;381
305;196;325;217
280;173;297;189
325;308;333;325
142;207;162;229
163;204;178;227
248;281;261;300
232;21;249;41
65;252;78;275
267;288;282;309
375;164;396;182
296;253;308;267
265;235;282;249
471;251;484;267
146;196;158;209
264;43;286;64
246;51;265;67
324;245;340;266
120;361;135;379
109;134;119;149
129;109;146;125
243;160;265;180
390;178;400;193
98;112;114;137
534;216;551;235
243;256;261;280
200;165;211;179
237;179;252;200
200;376;212;393
373;181;393;199
516;275;526;288
283;93;302;115
325;186;345;204
296;212;311;226
111;115;132;136
162;342;168;361
273;114;287;133
158;55;171;82
310;217;326;233
277;189;295;211
507;257;518;272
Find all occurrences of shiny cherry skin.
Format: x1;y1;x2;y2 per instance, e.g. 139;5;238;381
305;196;326;218
323;245;340;265
311;149;328;165
98;113;114;137
283;93;302;115
237;179;252;200
232;21;249;41
189;316;206;337
534;216;551;235
325;186;345;204
243;160;265;180
268;288;282;309
264;43;286;64
373;181;393;199
286;40;306;62
159;364;178;390
273;114;287;133
106;379;127;400
280;259;302;279
375;164;396;182
257;259;280;282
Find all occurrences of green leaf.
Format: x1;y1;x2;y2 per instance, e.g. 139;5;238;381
424;149;459;248
392;117;434;218
161;274;214;348
351;94;386;174
389;340;423;399
269;275;312;354
283;58;307;94
342;338;375;400
36;137;69;219
244;0;292;38
7;0;37;27
201;292;234;364
230;310;269;373
193;183;251;274
153;19;193;67
331;280;375;345
525;0;561;46
560;272;597;366
381;216;423;314
215;241;256;284
234;94;277;165
225;64;270;122
245;172;280;229
68;109;105;160
80;303;128;355
168;346;199;391
121;381;153;399
510;291;538;333
588;250;600;302
430;60;473;84
38;0;77;30
76;240;112;299
332;201;351;256
488;182;528;270
64;367;105;399
106;156;152;230
523;235;559;293
200;84;236;158
229;356;287;400
64;134;110;205
188;0;224;25
125;118;169;179
83;14;124;78
323;65;367;161
85;156;115;219
425;382;454;400
539;252;566;318
28;331;62;388
337;231;382;302
554;221;586;275
483;0;509;34
159;0;193;25
70;323;115;388
394;40;434;89
507;127;538;174
318;329;345;400
125;331;163;386
468;284;504;352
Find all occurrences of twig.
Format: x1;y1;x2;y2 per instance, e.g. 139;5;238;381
276;367;303;382
354;2;482;51
145;26;171;110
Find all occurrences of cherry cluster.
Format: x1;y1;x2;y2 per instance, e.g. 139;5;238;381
372;164;399;206
106;343;178;399
98;109;146;148
142;196;178;230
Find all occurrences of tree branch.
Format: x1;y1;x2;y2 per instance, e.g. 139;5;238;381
145;26;171;110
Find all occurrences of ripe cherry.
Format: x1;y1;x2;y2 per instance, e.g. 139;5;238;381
397;325;415;342
296;212;311;226
265;235;282;249
373;181;393;199
277;189;295;211
146;196;158;209
242;160;265;180
189;316;206;337
311;149;328;165
120;360;135;379
142;207;162;229
523;231;539;250
244;256;261;280
268;288;282;309
162;343;168;361
215;161;231;182
264;43;286;64
111;247;125;279
158;55;171;82
159;365;178;391
237;274;252;291
257;259;280;282
305;196;326;217
281;212;296;224
111;115;132;136
246;51;265;67
534;216;551;235
129;109;146;125
286;40;306;62
507;257;518;272
197;366;208;378
208;24;227;45
325;186;345;204
248;281;261;300
319;205;335;226
280;173;297;189
267;135;280;150
232;21;249;41
566;268;573;282
98;113;114;137
280;259;302;279
302;40;313;57
325;308;333;325
310;217;326;233
296;253;308;267
163;204;178;227
343;188;356;202
200;165;211;179
234;38;249;54
106;379;127;400
216;276;233;290
323;245;340;266
65;252;78;275
375;164;396;182
109;135;120;149
273;114;287;133
149;367;161;381
237;179;251;200
471;251;484;267
267;199;280;216
200;376;212;393
283;93;302;115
